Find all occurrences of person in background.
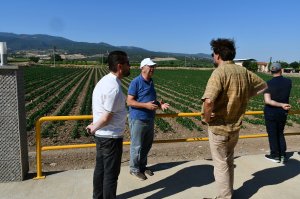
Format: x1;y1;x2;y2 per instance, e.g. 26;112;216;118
264;62;292;163
201;38;267;199
127;58;170;180
86;51;130;199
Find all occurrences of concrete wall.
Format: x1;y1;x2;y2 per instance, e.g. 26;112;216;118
0;66;28;182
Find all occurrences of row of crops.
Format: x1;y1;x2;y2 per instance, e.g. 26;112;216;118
24;66;300;140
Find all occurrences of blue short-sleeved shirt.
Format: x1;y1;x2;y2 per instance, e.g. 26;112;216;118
128;74;157;120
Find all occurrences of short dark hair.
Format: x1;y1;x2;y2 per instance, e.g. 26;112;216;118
107;51;128;72
210;38;236;61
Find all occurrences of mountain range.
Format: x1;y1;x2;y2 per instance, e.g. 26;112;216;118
0;32;210;60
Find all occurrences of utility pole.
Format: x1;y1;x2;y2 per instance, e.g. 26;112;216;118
268;57;272;72
0;42;7;66
53;46;56;67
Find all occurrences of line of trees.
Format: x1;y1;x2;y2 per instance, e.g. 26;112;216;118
279;61;300;69
243;60;258;72
243;60;300;72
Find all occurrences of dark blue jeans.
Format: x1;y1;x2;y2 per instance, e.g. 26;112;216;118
265;113;287;157
129;119;154;173
93;137;123;199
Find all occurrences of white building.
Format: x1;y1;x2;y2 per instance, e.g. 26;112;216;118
233;58;256;66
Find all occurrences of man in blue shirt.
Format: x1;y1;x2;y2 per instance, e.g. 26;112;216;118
127;58;169;180
264;62;292;163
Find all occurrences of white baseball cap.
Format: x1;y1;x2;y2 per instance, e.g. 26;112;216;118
140;58;156;69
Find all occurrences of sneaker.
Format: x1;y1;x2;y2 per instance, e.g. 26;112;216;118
144;168;154;176
265;154;280;163
130;171;147;180
281;156;288;163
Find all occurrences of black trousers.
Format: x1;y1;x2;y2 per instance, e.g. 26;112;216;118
265;114;287;157
93;137;123;199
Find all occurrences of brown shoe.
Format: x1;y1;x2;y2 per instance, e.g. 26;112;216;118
144;169;154;176
130;171;147;180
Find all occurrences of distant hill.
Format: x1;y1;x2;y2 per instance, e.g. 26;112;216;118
0;32;211;60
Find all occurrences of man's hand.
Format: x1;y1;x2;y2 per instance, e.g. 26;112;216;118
282;104;291;110
86;123;96;135
201;119;208;125
160;100;170;111
146;101;159;110
201;112;215;125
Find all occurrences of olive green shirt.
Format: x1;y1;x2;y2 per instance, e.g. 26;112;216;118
202;61;266;135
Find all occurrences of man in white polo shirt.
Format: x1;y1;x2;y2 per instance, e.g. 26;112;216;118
86;51;130;199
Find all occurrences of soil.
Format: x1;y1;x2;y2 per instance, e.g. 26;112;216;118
28;124;300;173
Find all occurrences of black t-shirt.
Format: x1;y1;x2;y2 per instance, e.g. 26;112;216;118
264;76;292;115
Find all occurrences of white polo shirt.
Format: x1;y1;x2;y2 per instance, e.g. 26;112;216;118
92;72;127;138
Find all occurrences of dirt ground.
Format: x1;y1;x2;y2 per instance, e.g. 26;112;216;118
28;124;300;174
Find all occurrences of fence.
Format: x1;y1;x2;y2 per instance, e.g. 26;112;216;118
34;110;300;179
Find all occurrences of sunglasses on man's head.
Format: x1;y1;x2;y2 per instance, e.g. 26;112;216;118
122;61;130;66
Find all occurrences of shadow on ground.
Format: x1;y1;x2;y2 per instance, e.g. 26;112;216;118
25;170;66;181
118;163;214;199
234;153;300;199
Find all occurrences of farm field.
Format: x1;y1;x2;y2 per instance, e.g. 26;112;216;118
24;65;300;149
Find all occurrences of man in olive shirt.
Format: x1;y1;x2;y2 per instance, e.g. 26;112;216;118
202;38;267;199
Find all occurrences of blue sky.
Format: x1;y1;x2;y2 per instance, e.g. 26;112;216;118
1;0;299;62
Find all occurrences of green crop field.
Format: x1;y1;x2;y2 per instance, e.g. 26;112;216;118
24;66;300;142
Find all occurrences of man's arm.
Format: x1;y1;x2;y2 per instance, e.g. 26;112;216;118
127;95;159;110
248;71;268;97
202;98;214;123
256;84;268;95
86;112;113;134
264;93;291;110
250;84;268;97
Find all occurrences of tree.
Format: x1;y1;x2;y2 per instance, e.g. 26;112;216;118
289;61;299;69
278;61;289;68
29;56;40;63
243;60;258;72
50;54;63;62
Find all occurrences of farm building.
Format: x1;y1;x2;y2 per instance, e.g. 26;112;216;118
233;58;256;66
257;62;269;72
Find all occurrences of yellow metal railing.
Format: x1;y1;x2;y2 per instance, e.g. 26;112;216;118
34;110;300;179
